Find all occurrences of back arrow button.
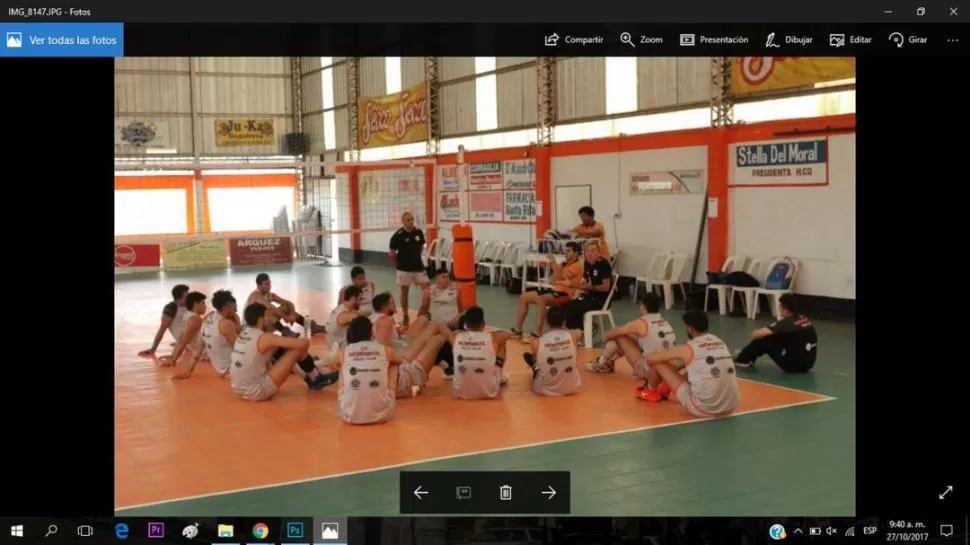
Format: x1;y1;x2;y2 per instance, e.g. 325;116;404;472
414;485;429;499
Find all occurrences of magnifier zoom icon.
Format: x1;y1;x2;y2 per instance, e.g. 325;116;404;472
620;32;634;47
45;525;57;537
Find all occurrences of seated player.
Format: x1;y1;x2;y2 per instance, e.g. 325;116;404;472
511;242;584;338
421;267;465;330
734;293;818;373
335;317;400;424
200;290;241;377
524;306;582;396
636;310;740;418
247;272;326;338
229;303;339;401
562;242;613;332
585;292;676;377
159;291;208;377
325;285;363;349
452;306;511;400
339;266;376;316
138;284;190;358
371;291;452;347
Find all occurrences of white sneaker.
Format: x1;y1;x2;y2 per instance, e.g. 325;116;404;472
500;373;510;386
585;357;615;373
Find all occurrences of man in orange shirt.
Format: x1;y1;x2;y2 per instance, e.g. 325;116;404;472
573;206;611;260
511;242;584;338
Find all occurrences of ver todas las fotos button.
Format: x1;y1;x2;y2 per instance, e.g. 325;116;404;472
29;34;119;46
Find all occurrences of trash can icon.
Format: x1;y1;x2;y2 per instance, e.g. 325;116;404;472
499;485;512;501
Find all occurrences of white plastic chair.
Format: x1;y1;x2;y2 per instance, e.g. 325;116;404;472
432;239;451;270
583;272;620;348
653;253;690;310
500;244;527;284
731;257;773;318
476;242;508;285
423;237;443;267
635;251;670;297
751;257;801;319
704;255;748;315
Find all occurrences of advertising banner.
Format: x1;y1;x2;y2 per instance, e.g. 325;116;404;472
504;190;536;223
438;192;460;222
114;244;161;268
469;191;503;221
469;162;503;191
731;137;829;186
503;159;536;190
731;57;855;96
214;119;276;146
115;120;172;149
437;164;464;192
229;237;294;266
162;240;227;270
357;82;428;150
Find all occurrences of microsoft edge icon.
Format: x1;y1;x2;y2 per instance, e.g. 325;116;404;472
286;522;304;539
769;524;787;540
115;523;130;540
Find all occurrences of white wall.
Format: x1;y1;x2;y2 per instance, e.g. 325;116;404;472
730;134;855;300
551;146;710;280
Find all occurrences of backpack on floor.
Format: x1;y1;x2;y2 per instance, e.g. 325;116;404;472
764;258;795;290
506;276;523;295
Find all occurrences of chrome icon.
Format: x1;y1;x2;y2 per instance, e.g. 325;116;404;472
769;524;787;540
252;523;270;539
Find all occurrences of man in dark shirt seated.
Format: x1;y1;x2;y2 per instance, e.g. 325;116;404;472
389;211;431;327
734;293;818;372
562;242;613;333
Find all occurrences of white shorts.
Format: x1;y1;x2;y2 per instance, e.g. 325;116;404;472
675;383;735;418
395;361;428;397
235;374;278;402
396;271;429;287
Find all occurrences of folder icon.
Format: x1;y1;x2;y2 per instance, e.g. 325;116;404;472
218;524;234;537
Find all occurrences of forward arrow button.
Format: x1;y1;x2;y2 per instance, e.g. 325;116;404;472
541;485;556;499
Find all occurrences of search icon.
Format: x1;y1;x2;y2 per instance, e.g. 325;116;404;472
45;525;58;538
620;32;635;48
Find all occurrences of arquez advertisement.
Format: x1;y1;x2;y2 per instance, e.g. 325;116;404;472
357;82;428;150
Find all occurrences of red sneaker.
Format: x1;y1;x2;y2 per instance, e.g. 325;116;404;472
656;382;672;399
636;386;664;402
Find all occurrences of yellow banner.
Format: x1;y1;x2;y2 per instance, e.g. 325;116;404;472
214;119;276;146
357;82;428;150
162;240;227;271
731;57;855;96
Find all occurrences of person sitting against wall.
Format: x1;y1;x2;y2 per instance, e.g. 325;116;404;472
573;206;611;262
562;242;613;337
511;241;584;339
734;293;818;373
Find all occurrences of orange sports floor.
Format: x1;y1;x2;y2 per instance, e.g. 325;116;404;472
115;268;846;516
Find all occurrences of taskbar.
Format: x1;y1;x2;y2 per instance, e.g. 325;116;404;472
1;516;965;544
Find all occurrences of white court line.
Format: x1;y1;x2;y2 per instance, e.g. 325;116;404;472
115;393;837;511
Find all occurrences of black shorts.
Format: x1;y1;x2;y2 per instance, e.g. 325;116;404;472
537;288;568;298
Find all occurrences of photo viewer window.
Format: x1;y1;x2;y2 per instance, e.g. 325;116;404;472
4;2;964;540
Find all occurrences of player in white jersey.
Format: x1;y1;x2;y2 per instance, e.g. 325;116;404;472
421;268;464;329
229;303;339;401
200;290;241;377
452;306;511;400
637;310;740;417
524;306;582;396
325;285;363;348
247;272;327;338
139;284;191;358
371;291;452;348
158;291;208;377
339;266;376;316
336;317;400;424
586;293;676;378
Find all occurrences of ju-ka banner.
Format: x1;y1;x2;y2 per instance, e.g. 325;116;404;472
214;119;276;146
357;82;429;150
731;57;855;96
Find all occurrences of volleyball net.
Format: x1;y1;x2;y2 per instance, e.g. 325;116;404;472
114;157;447;274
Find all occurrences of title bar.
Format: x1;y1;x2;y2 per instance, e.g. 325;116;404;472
0;0;965;23
0;22;123;56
